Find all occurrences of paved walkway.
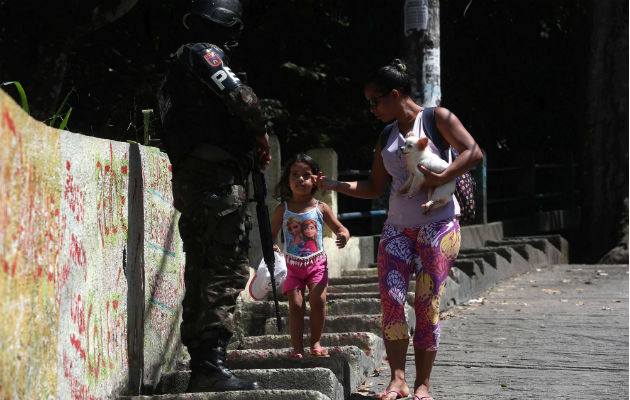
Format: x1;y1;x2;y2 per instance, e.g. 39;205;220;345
351;264;628;400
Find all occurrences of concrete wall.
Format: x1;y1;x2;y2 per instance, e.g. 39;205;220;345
0;90;186;399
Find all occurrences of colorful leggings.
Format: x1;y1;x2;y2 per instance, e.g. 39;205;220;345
378;218;461;350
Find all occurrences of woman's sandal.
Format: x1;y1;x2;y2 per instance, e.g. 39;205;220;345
307;347;330;358
287;352;303;358
414;395;434;400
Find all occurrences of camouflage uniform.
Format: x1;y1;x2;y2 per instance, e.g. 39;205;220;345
158;42;265;351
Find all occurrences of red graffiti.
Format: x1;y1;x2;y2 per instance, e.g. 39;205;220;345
70;333;86;360
148;203;176;254
147;151;173;204
62;351;99;400
64;171;86;223
85;294;127;384
71;294;86;335
95;143;128;247
70;234;87;281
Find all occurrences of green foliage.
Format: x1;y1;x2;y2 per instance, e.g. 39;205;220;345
1;81;29;114
1;80;74;129
49;88;75;129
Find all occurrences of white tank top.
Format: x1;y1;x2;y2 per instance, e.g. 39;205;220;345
380;110;459;227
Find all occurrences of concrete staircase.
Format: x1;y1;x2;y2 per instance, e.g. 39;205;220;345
118;233;568;400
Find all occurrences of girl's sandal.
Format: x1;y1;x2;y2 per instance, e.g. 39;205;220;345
287;352;303;358
307;347;330;358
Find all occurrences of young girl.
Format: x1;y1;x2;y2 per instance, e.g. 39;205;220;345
271;153;350;358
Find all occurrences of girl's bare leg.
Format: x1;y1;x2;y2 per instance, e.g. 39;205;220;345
307;282;327;351
287;288;306;354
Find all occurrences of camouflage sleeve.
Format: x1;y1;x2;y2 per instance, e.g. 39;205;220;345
176;43;266;137
224;85;266;137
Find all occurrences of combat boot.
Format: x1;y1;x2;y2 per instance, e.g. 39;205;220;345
187;338;262;392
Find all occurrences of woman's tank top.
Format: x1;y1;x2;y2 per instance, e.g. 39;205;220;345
381;110;459;227
282;201;325;266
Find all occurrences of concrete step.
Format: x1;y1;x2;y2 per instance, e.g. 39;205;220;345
225;346;377;399
328;275;378;286
264;314;383;336
238;298;383;321
119;389;331;400
230;332;384;358
340;268;378;277
263;305;416;337
459;246;532;280
148;368;342;400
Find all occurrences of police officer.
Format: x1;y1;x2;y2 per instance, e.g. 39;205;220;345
157;0;270;392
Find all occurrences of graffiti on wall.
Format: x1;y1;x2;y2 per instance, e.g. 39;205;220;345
0;97;62;399
95;144;129;248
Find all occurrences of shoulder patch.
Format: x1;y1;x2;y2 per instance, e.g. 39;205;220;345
204;51;222;67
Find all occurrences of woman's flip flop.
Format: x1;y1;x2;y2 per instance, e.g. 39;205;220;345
307;347;330;358
414;395;434;400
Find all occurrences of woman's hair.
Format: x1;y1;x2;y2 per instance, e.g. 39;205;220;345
274;153;320;201
365;58;411;96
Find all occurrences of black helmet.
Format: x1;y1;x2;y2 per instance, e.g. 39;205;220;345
183;0;243;31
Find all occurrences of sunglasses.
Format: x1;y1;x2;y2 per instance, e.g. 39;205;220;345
367;91;391;109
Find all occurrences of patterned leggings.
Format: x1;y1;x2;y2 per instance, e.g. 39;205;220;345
378;218;461;350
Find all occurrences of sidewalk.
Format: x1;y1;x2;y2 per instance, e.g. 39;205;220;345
352;264;629;400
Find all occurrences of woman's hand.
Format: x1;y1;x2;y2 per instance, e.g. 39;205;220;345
417;165;448;187
273;243;282;253
312;171;338;193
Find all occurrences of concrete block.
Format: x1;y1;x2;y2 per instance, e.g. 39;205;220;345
119;389;332;400
264;314;383;336
326;292;381;301
226;345;375;398
341;268;378;277
152;368;343;400
460;221;504;249
328;275;378;286
232;332;384;359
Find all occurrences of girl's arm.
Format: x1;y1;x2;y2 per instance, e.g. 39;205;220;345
319;202;350;249
270;203;284;252
418;107;484;187
314;136;390;199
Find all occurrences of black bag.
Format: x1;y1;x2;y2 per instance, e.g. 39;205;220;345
379;107;476;225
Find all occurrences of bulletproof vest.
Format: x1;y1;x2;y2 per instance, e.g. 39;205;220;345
158;42;256;169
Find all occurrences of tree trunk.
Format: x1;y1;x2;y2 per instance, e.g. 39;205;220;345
402;0;441;107
582;0;629;261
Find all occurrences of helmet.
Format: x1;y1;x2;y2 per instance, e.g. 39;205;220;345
183;0;243;31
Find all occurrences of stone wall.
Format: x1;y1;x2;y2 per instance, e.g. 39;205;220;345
0;90;185;399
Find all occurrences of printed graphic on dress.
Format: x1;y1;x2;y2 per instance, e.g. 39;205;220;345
285;214;323;257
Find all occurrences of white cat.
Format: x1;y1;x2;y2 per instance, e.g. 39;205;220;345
398;136;456;214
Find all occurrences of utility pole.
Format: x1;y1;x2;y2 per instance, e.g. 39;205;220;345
402;0;441;107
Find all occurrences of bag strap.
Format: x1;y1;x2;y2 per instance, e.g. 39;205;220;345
379;122;395;151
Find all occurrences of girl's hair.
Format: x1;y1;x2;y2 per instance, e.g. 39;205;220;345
365;58;411;96
274;153;320;201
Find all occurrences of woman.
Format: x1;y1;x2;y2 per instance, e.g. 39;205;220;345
316;59;483;400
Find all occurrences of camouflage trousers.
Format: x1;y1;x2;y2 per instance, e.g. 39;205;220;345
172;155;252;349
